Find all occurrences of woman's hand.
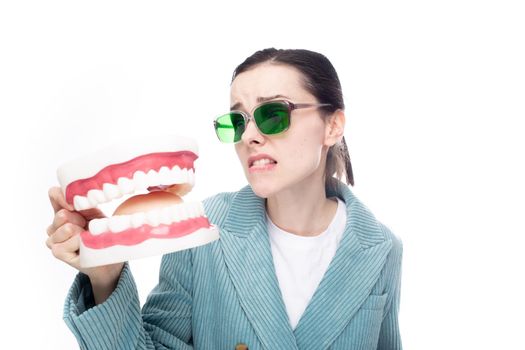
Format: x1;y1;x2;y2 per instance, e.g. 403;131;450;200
46;186;124;304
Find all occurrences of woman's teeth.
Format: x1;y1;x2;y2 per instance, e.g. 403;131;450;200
72;166;195;211
251;158;276;167
88;201;205;235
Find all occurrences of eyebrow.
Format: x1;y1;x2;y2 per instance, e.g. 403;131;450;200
230;94;291;110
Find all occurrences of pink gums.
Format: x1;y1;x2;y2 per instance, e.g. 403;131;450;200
65;151;197;205
81;216;211;249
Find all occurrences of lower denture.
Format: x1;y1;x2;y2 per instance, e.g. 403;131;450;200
81;216;211;249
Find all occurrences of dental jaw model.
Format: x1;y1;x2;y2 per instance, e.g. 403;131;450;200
57;135;219;268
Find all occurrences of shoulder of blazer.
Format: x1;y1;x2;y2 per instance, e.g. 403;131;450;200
202;190;238;228
377;221;403;259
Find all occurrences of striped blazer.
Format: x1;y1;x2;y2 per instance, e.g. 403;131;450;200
64;180;403;349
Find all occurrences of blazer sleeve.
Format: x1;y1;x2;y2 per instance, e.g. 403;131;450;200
376;227;403;350
63;250;194;350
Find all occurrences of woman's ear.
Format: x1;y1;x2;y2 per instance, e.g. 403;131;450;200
324;109;346;147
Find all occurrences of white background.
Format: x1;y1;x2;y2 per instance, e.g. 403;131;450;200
1;0;524;349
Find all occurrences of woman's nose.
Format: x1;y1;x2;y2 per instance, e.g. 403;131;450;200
241;117;265;145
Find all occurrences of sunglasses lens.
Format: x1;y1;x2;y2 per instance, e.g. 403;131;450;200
254;102;290;135
215;113;246;143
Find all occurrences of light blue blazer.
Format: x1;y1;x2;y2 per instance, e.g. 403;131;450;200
64;181;403;349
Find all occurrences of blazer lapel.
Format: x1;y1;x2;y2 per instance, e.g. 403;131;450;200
220;186;298;350
293;182;393;350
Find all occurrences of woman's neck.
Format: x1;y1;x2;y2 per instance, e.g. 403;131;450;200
266;184;338;237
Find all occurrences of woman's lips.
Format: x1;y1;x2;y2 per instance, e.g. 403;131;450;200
249;162;277;173
248;155;278;173
248;153;277;167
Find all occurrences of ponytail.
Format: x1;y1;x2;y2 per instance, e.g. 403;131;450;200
326;136;354;193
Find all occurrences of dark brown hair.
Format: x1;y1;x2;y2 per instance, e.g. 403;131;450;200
231;48;354;191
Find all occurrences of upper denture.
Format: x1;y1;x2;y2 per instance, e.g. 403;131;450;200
67;152;197;210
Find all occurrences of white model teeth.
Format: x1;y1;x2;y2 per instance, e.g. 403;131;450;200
146;210;160;227
103;183;122;201
133;170;149;189
86;202;205;235
108;215;129;233
158;166;171;185
131;212;146;228
117;177;135;195
146;169;160;187
89;218;109;235
159;207;173;225
87;189;106;207
252;158;274;167
72;167;196;211
73;195;91;211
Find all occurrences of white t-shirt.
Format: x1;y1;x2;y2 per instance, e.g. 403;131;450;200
267;197;347;330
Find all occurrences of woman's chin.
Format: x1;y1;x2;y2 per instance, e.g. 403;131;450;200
248;182;279;199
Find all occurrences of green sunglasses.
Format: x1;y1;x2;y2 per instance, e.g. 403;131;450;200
213;100;332;143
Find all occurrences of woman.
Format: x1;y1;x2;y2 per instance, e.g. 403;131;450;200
47;48;403;349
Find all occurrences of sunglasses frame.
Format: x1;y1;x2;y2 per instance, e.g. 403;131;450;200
214;100;333;143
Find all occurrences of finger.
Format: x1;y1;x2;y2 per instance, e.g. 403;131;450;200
51;235;80;265
48;209;87;236
69;254;81;270
48;186;74;213
49;222;84;245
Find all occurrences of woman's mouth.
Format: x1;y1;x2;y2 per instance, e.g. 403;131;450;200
248;154;277;173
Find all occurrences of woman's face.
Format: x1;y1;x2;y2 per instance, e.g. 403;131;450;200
231;63;330;199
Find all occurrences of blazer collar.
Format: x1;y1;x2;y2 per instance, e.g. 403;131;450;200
220;181;392;350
